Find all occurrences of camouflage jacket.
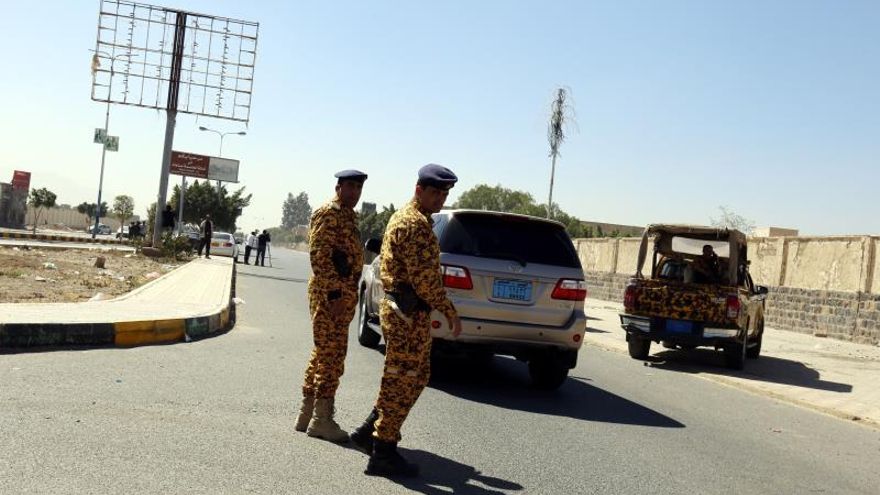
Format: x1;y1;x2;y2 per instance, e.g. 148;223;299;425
380;199;457;322
309;197;363;300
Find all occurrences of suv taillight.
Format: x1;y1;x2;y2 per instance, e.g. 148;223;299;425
726;295;741;319
551;279;587;301
624;284;637;310
442;265;473;290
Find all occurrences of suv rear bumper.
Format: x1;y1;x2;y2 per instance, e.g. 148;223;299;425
432;310;585;350
619;313;744;345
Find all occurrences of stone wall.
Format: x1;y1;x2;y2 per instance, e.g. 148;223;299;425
765;288;880;344
574;235;880;345
584;271;631;303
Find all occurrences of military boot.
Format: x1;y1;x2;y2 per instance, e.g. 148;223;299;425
306;398;349;443
365;439;419;477
349;408;379;454
294;395;314;432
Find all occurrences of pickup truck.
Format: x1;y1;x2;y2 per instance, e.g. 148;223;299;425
619;224;768;369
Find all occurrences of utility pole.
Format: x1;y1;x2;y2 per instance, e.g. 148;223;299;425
90;51;135;238
547;87;572;219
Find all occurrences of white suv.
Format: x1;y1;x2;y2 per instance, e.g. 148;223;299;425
358;209;587;390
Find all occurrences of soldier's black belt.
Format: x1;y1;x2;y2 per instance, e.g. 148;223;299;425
385;284;430;315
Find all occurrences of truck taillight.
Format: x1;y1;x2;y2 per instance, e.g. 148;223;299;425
551;279;587;301
442;265;473;290
624;284;637;310
726;295;741;319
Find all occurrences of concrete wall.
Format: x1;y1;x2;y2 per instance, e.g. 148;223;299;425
24;206;140;232
782;238;868;292
577;238;619;274
574;235;880;345
749;237;785;287
873;241;880;296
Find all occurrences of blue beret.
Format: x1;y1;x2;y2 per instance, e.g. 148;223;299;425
334;169;368;182
417;164;458;189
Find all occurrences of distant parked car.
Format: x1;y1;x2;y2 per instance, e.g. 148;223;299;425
210;232;240;262
87;223;111;235
358;209;587;390
116;226;130;239
177;224;201;249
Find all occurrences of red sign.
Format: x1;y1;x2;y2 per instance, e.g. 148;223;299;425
170;151;210;179
11;170;31;190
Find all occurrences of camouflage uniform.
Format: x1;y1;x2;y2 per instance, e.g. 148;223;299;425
372;198;457;443
301;197;363;399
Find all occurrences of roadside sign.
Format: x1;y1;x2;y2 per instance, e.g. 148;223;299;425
11;170;31;191
104;136;119;152
170;151;210;178
94;128;107;144
208;157;240;183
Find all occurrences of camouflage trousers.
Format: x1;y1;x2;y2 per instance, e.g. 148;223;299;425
373;298;433;442
300;287;357;399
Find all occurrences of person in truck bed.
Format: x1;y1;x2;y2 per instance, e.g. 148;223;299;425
692;244;722;284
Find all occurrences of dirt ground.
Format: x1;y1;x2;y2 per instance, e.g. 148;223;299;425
0;246;183;303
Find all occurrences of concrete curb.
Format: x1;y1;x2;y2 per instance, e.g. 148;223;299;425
0;231;128;245
0;262;237;350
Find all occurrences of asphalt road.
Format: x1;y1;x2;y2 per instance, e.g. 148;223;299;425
2;247;879;494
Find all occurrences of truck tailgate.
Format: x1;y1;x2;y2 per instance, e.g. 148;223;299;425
629;280;733;324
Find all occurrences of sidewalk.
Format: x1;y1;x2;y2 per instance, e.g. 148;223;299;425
0;257;236;349
584;298;880;429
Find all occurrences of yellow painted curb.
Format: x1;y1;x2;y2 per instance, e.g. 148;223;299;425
114;319;185;346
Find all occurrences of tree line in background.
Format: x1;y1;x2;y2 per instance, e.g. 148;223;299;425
273;183;625;247
23;180;251;238
143;180;251;239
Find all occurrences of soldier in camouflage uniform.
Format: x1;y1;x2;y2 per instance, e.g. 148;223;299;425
295;169;367;443
350;164;463;477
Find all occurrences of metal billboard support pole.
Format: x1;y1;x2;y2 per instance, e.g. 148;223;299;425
177;175;186;234
151;11;187;248
93;97;111;239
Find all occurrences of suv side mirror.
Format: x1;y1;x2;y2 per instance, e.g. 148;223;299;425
755;285;769;296
365;238;382;255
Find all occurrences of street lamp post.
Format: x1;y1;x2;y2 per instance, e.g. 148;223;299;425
90;50;136;239
198;126;246;201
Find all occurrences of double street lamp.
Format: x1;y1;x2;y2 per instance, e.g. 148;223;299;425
199;125;246;194
198;126;247;158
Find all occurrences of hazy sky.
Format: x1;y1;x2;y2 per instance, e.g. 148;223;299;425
1;0;878;235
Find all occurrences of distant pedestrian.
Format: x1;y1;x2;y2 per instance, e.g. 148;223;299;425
198;214;214;258
256;229;269;266
244;230;256;264
161;204;176;233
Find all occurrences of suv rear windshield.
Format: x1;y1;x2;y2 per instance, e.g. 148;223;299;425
439;213;581;268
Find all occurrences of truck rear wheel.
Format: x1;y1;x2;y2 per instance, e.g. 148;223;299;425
627;336;651;360
746;325;763;359
724;343;746;370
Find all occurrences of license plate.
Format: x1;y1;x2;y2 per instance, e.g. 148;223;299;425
492;279;532;301
211;242;220;247
667;320;693;333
